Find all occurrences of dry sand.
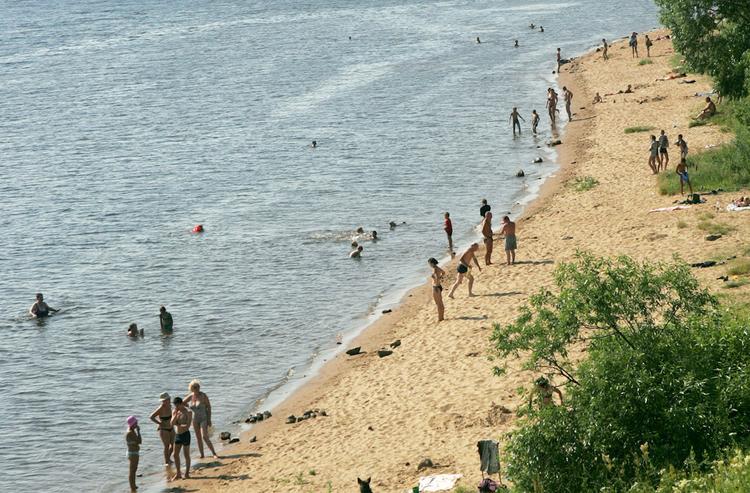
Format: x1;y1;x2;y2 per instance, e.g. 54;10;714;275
171;31;750;492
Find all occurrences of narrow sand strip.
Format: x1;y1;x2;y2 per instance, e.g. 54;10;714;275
178;30;750;492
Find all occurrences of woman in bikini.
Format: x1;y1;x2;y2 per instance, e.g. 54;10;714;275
171;397;192;480
150;392;175;465
428;258;445;322
183;380;219;459
125;416;142;492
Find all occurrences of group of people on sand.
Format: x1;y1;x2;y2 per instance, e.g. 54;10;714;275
647;131;693;194
127;380;219;491
628;32;654;58
731;197;750;207
428;200;517;322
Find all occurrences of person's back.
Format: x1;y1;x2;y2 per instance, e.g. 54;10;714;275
160;307;173;331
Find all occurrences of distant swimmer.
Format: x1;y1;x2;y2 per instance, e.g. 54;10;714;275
480;198;491;218
482;211;493;265
311;140;317;149
444;212;454;252
531;109;540;134
499;215;517;265
348;36;352;40
476;37;481;44
351;241;359;249
428;258;446;322
29;293;58;318
529;23;535;29
371;230;378;241
514;40;519;48
448;243;481;298
389;221;406;229
128;323;143;338
350;245;363;258
159;306;173;332
563;86;574;120
509;107;525;137
356;226;365;234
602;38;609;60
556;48;561;72
539;26;544;32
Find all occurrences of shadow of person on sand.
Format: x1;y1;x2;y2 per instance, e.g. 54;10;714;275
479;291;523;297
455;315;489;321
513;259;554;265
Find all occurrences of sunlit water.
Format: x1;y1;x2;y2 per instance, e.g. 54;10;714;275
0;0;658;490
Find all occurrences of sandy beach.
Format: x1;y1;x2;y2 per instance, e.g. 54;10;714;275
176;31;750;492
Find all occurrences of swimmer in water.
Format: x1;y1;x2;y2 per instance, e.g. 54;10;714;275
539;26;544;32
351;241;359;249
160;306;173;332
127;323;143;338
371;231;378;241
514;40;519;48
311;140;317;148
350;245;364;258
476;37;481;44
29;293;58;318
529;23;535;29
356;227;365;234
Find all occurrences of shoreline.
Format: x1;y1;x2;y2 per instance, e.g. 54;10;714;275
161;27;750;493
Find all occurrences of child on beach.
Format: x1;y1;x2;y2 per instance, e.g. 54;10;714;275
676;158;693;195
171;397;192;481
531;110;540;133
125;416;141;492
444;212;453;252
648;135;659;174
428;258;445;322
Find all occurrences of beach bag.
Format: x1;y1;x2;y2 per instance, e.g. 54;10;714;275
689;193;702;204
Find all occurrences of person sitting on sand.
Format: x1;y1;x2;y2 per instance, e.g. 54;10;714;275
676;158;693;196
30;293;58;318
623;84;633;94
444;212;453;252
159;306;173;332
509;107;525;137
563;86;573;121
127;323;143;338
448;243;482;298
696;96;716;120
482;211;493;265
601;38;609;60
125;416;142;492
648;135;659;174
428;258;446;322
531;377;563;408
629;32;639;58
499;216;517;265
592;92;602;104
350;245;364;258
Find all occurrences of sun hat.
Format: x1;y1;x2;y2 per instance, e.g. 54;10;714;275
126;415;138;427
159;392;171;401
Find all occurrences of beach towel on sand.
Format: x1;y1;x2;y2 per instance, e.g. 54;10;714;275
649;205;691;213
727;204;750;212
418;474;463;492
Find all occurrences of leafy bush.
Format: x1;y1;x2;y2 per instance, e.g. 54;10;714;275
728;259;750;276
639;59;654;65
625;126;655;133
697;220;735;235
568;176;599;192
492;254;750;493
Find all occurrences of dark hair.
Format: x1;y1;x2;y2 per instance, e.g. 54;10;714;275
503;215;510;221
481;198;487;204
428;258;438;266
160;306;166;312
173;396;183;405
129;323;137;330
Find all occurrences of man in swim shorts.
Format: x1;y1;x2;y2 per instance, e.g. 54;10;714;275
696;97;716;120
676;134;688;161
676;158;693;195
658;129;669;171
509;107;525;137
29;293;58;318
482;211;493;265
448;243;482;298
499;216;517;265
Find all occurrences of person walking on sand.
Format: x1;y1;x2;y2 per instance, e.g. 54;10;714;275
184;380;220;459
645;34;653;57
676;134;689;162
499;216;517;265
159;306;173;332
150;393;175;466
171;397;192;481
648;135;659;174
482;211;493;265
563;86;573;121
658;129;670;171
125;416;142;492
531;109;540;134
509;107;525;137
448;243;482;298
676;158;693;196
444;212;454;252
428;258;446;322
480;198;491;218
629;32;639;58
29;293;58;318
602;38;609;60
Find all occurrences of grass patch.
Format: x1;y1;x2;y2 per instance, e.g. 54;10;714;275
697;220;735;235
728;260;750;276
639;58;654;65
625;125;655;133
452;486;475;493
697;211;715;220
657;126;750;194
676;220;688;229
568;176;599;192
725;279;750;289
689;119;708;128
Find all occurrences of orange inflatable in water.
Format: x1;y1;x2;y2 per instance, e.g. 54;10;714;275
192;224;204;233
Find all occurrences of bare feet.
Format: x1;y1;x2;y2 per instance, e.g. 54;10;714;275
170;474;182;482
212;454;220;459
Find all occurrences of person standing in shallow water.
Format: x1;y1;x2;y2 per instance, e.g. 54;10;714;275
29;293;58;318
509;107;525;137
159;306;173;332
443;212;453;252
125;416;141;492
531;110;540;134
482;211;493;265
480;198;491;218
184;380;219;459
428;258;445;322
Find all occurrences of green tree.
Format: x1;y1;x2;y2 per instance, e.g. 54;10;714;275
655;0;750;98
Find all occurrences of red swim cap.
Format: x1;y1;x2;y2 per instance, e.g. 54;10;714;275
192;225;204;233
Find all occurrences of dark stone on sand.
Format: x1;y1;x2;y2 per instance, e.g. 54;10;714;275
320;410;328;416
516;170;525;177
533;157;543;163
382;309;392;314
705;234;722;241
718;275;729;282
229;438;240;444
390;339;401;348
297;417;305;422
368;425;374;431
378;349;394;358
220;432;231;441
249;435;257;443
263;410;272;419
691;261;717;268
286;415;296;424
346;346;362;356
245;417;255;424
417;458;435;470
548;139;562;146
255;413;264;421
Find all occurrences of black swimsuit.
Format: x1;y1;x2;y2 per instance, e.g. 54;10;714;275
159;416;173;431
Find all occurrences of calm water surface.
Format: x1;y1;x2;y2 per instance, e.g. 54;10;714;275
0;0;658;490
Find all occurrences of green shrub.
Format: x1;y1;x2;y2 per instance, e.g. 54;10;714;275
697;220;735;235
725;279;750;289
728;260;750;276
689;119;708;128
639;59;654;65
625;126;656;133
493;254;750;493
569;176;599;192
676;220;688;229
